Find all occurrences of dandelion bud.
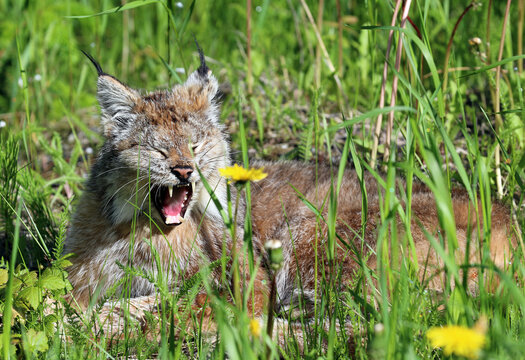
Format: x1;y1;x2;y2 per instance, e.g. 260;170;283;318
469;37;482;46
374;323;385;334
265;239;283;270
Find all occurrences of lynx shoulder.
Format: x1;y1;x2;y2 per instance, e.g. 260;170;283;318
65;49;516;314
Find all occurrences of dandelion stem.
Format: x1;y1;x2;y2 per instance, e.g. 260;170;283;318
231;186;242;309
265;271;277;359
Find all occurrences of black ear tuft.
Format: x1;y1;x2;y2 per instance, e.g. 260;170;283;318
81;50;105;76
193;36;209;77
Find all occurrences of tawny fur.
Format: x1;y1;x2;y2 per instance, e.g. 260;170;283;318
65;52;516;337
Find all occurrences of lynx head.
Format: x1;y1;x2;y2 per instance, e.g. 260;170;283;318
83;46;229;227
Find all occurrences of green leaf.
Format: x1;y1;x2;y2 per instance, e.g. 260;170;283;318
324;106;416;133
44;314;58;335
20;271;37;287
24;329;48;354
0;268;8;286
459;54;525;78
250;97;264;143
360;25;445;116
40;274;66;291
18;286;41;309
66;0;159;18
11;277;23;293
447;288;465;324
55;258;72;268
289;184;326;222
158;54;183;84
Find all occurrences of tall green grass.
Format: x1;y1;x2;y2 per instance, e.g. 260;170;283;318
1;0;525;358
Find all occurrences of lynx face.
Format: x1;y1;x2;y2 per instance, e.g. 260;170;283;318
91;59;229;227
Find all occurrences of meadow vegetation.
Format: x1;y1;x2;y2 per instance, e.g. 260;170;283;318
1;0;525;358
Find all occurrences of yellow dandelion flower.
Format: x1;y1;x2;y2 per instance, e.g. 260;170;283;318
219;164;267;183
426;324;486;360
249;318;261;338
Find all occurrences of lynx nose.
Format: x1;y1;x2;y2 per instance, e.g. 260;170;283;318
171;166;193;181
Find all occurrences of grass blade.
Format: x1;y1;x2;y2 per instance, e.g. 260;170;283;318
66;0;160;18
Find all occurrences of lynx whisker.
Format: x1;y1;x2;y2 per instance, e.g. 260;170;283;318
114;181;152;219
101;175;149;215
94;166;133;177
199;139;224;158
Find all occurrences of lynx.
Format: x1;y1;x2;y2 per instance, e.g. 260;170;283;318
65;46;516;331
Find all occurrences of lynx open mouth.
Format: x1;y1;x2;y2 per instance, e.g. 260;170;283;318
153;183;193;226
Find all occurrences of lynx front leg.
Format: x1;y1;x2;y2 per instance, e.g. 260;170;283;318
84;280;269;346
71;292;216;345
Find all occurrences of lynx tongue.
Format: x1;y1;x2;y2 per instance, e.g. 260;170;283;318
161;186;188;225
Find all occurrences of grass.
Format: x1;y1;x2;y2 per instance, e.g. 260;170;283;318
1;0;525;358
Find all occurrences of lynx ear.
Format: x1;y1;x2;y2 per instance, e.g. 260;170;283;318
96;75;139;118
183;40;219;102
82;50;139;135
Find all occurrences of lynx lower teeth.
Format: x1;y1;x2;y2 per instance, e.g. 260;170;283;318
165;214;185;225
165;215;179;224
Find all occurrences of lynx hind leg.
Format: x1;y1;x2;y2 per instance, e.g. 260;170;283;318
452;197;516;288
481;202;517;292
412;194;516;293
486;202;516;270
